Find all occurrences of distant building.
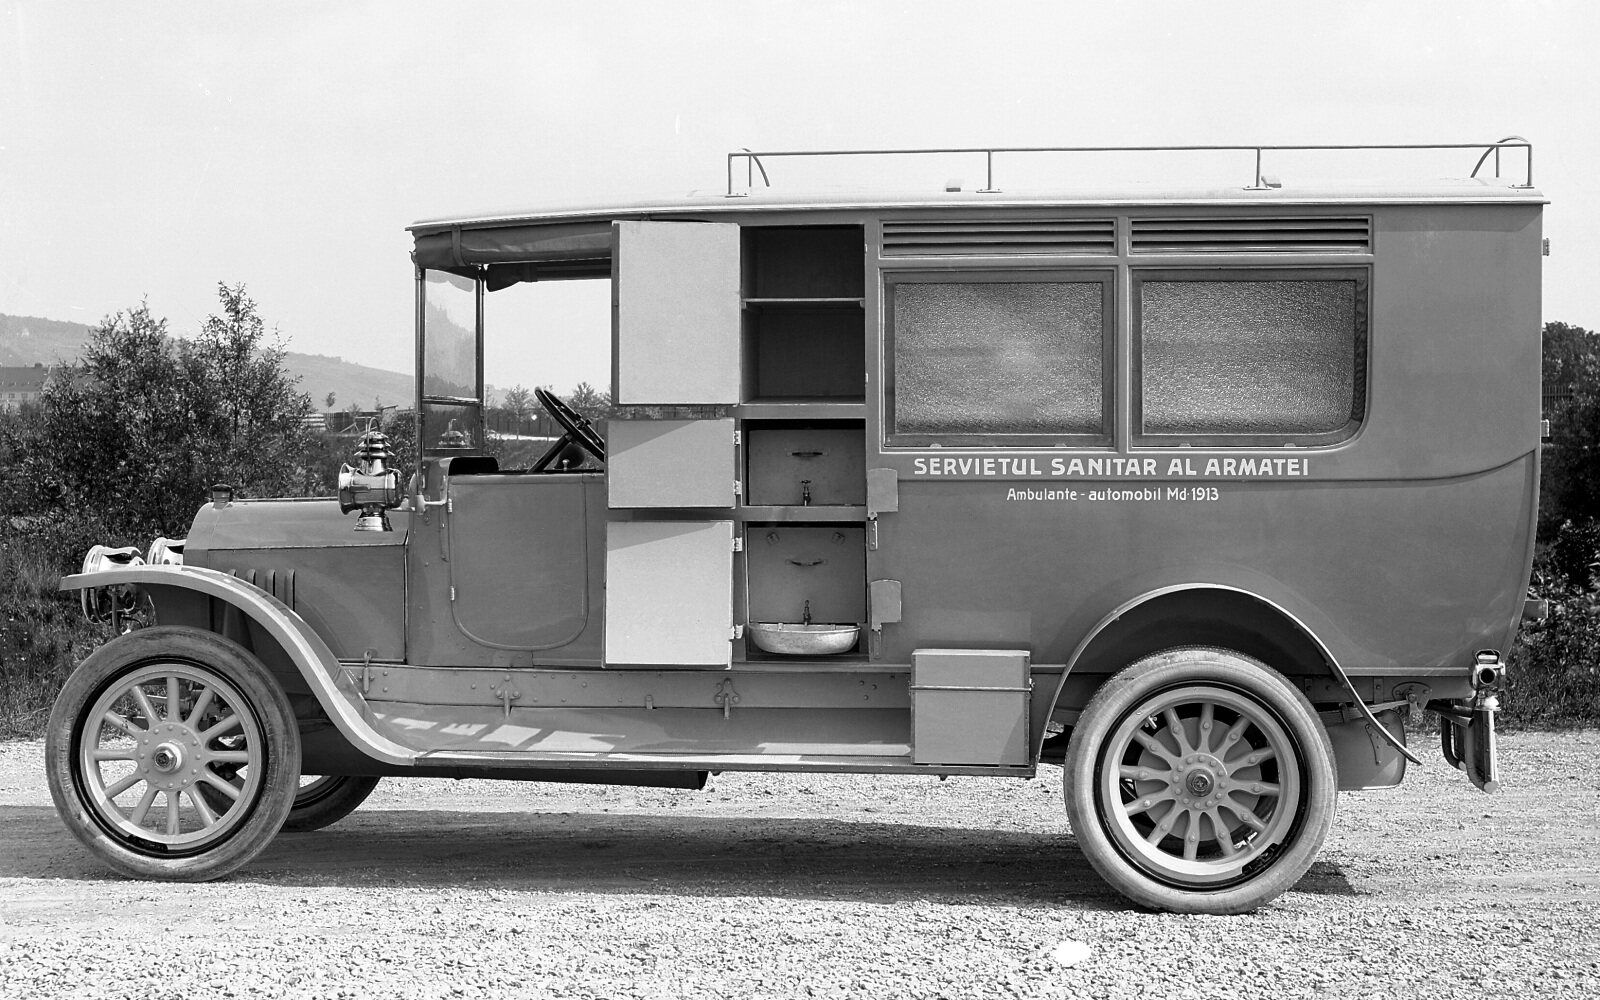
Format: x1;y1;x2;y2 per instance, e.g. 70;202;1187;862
0;364;51;412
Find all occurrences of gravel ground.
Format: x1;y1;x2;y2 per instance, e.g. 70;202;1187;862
1;730;1597;999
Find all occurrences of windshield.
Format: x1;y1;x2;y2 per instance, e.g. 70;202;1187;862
420;270;481;455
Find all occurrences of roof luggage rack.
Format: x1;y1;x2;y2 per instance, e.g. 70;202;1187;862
725;137;1534;197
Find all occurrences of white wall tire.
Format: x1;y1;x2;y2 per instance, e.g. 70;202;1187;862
1064;648;1337;914
45;627;301;881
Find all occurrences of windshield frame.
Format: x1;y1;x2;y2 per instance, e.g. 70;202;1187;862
416;265;486;462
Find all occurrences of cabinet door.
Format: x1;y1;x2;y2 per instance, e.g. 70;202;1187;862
605;521;734;666
613;221;741;404
608;418;736;509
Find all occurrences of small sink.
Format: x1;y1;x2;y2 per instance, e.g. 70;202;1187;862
746;622;860;656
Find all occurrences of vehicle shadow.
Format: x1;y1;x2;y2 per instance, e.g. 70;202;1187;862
0;804;1354;907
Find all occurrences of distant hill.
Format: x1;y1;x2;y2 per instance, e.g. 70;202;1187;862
0;312;414;410
0;313;88;366
269;351;414;412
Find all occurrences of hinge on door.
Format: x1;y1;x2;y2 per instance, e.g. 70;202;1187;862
868;579;903;659
733;430;741;446
866;468;899;551
449;585;457;601
732;536;744;552
729;624;744;640
733;479;743;498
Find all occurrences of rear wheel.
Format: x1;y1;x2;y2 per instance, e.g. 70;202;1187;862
283;775;380;832
45;627;300;881
1064;647;1336;914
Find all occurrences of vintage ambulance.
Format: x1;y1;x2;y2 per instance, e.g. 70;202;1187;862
47;142;1542;913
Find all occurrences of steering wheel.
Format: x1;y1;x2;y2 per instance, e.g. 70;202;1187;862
530;387;607;472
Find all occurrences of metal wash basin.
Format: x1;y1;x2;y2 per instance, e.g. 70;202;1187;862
746;622;860;656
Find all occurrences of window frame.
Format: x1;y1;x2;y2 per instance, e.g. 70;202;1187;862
883;268;1116;449
419;267;487;457
1130;266;1371;448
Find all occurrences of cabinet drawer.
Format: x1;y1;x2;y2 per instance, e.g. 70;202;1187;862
745;525;865;626
746;426;865;506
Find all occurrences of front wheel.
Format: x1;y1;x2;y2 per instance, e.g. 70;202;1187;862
1064;648;1337;914
45;627;301;881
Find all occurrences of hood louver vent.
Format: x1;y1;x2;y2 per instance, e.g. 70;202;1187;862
1131;217;1371;254
882;219;1115;257
228;566;296;606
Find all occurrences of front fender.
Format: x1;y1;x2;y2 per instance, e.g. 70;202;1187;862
61;565;416;766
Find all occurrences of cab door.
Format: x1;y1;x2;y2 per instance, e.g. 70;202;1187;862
605;220;741;666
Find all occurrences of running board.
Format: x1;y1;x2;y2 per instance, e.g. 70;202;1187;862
353;701;1034;777
414;749;1033;777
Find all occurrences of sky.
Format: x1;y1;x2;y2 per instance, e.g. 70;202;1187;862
2;0;1597;396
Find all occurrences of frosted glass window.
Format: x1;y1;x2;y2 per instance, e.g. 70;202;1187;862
892;281;1103;436
1140;279;1361;436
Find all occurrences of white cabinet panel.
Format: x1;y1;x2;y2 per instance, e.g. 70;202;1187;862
605;521;733;666
613;221;741;404
608;418;735;509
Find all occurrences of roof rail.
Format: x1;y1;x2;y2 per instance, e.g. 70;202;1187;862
725;138;1534;197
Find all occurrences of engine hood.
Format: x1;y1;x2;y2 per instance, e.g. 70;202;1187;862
185;498;410;562
183;497;410;662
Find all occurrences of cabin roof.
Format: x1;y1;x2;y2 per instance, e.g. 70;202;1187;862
409;177;1545;236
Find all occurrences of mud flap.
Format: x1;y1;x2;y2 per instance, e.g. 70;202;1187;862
1435;698;1501;793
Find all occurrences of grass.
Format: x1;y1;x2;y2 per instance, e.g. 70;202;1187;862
0;537;110;739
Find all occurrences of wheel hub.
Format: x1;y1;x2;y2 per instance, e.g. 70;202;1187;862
151;741;185;773
1184;768;1215;797
1171;752;1229;805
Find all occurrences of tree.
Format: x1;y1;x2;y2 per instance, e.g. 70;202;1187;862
502;385;534;422
1540;322;1600;547
8;300;194;544
1542;322;1597;400
2;286;314;548
183;283;315;499
568;381;612;428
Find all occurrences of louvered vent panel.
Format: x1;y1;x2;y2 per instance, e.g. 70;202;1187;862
1130;217;1371;254
882;219;1116;257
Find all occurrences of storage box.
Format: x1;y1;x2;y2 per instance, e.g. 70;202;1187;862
911;649;1031;766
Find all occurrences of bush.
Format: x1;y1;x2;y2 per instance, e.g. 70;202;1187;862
0;286;314;736
1507;589;1600;729
1504;517;1600;729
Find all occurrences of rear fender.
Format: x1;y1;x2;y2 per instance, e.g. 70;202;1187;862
1043;583;1421;768
60;565;415;766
